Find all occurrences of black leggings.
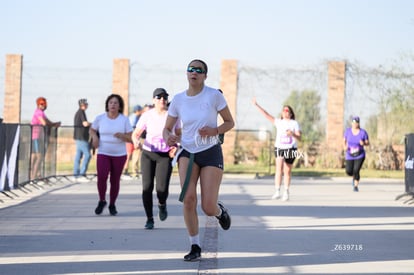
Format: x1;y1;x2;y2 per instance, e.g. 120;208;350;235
345;157;365;181
140;150;172;219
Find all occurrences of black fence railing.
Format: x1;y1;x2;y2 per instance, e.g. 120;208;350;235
1;123;59;192
1;122;273;196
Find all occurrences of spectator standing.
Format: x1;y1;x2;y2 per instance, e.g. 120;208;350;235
73;98;91;181
343;116;369;192
90;94;133;216
163;59;234;261
30;97;61;180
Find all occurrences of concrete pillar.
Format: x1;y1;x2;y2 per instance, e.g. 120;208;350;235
326;61;346;152
3;54;23;123
219;59;238;165
112;58;130;115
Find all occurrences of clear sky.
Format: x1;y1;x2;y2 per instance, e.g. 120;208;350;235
1;0;414;69
1;0;414;129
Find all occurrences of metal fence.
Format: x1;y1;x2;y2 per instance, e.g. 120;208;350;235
1;123;275;193
1;123;59;192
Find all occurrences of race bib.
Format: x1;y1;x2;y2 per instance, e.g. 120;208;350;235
280;135;293;144
349;146;361;157
151;137;168;152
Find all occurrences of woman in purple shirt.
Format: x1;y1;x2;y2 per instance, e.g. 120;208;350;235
343;116;369;192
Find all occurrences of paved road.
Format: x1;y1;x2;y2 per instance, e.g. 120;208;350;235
0;175;413;275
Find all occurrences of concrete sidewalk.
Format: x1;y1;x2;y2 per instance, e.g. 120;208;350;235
0;175;413;274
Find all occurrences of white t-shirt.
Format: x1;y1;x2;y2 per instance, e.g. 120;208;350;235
168;86;227;153
91;113;132;156
136;108;170;153
274;118;300;149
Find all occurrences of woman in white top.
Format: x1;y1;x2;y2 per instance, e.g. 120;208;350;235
90;94;133;216
163;59;235;261
252;98;301;201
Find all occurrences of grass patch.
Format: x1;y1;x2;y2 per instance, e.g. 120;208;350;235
292;168;403;179
57;161;404;179
225;163;404;179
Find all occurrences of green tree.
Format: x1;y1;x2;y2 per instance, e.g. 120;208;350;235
283;90;322;143
364;55;414;144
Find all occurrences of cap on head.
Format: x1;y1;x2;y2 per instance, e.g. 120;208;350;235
36;97;47;107
78;98;88;106
352;116;360;123
133;105;143;112
153;88;169;98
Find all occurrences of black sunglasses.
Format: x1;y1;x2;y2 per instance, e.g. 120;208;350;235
187;66;206;74
155;94;168;100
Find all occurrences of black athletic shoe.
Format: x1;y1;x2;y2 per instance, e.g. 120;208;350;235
95;201;107;215
353;186;359;192
217;202;231;230
184;244;201;261
158;204;168;221
108;204;118;216
145;218;154;230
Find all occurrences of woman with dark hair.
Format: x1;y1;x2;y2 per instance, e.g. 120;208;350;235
164;59;235;261
90;94;133;216
252;98;301;201
343;116;369;192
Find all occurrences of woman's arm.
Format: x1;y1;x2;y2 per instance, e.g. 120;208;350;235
89;128;99;149
218;106;235;134
163;116;180;147
114;131;132;143
198;106;235;137
132;127;145;148
287;129;301;142
252;97;275;123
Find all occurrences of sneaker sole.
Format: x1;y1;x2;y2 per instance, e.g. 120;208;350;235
184;256;201;262
218;202;231;230
145;223;154;230
159;208;168;221
95;202;107;215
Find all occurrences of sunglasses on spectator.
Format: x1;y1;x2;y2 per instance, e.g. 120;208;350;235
155;94;168;100
187;66;206;74
283;108;290;113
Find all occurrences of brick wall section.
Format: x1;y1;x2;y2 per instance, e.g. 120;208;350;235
220;59;238;165
112;58;130;115
3;54;23;123
326;61;346;151
56;136;97;172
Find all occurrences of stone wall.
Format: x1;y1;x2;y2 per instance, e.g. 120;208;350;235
3;54;23;123
219;60;238;164
112;58;130;115
326;61;346;150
